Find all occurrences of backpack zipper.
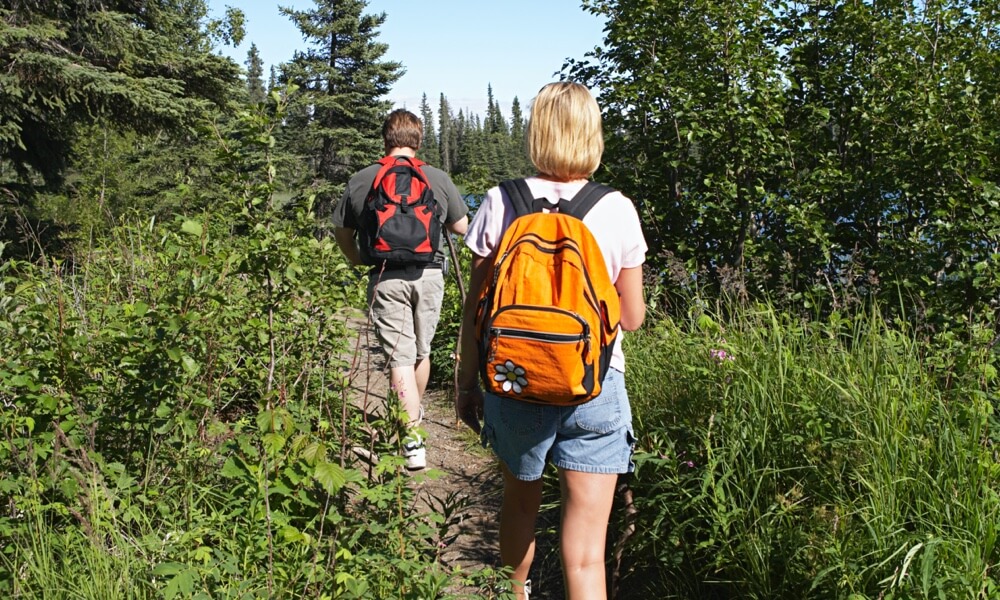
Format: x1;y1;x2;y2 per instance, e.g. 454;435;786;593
487;327;589;363
486;305;591;362
489;327;586;344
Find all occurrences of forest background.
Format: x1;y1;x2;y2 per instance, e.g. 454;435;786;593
1;0;998;599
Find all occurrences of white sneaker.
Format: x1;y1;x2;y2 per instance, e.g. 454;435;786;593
403;435;426;471
494;577;530;599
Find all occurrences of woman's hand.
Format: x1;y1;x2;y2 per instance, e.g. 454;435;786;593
455;386;484;434
455;255;492;435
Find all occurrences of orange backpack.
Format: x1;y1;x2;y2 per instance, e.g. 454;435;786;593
475;179;621;405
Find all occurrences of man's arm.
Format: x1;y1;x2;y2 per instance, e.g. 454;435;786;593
439;173;469;236
333;227;364;266
446;215;469;236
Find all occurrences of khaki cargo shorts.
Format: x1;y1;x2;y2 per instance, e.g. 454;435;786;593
366;268;445;368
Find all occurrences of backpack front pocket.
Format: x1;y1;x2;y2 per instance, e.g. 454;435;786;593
482;305;598;405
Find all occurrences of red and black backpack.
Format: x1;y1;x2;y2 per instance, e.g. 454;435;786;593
358;155;442;266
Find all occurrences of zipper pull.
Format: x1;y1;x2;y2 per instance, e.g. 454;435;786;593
488;330;499;363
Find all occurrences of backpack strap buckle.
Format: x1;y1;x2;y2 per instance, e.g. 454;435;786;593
532;197;564;213
501;178;613;219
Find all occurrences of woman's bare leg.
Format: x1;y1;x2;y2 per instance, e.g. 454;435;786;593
499;463;544;598
559;469;618;600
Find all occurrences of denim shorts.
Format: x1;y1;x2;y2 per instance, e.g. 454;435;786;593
481;368;635;481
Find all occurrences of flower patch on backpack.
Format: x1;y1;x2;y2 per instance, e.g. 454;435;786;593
493;360;528;394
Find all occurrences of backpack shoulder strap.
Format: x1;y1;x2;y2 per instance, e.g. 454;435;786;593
499;179;536;218
371;156;397;190
372;155;431;194
560;181;615;220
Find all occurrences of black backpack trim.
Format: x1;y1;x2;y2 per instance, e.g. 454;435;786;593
499;178;615;220
359;156;442;266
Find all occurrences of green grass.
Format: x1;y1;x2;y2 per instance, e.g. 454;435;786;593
622;303;999;599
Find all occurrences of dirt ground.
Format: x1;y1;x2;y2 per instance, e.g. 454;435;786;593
339;309;635;599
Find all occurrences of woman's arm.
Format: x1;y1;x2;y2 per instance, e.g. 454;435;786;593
455;254;492;432
615;265;646;331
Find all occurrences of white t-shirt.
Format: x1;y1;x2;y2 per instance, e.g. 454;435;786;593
465;177;648;372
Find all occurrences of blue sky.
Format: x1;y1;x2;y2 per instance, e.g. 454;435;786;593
206;1;606;116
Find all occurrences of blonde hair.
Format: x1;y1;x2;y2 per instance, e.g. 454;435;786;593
527;82;604;181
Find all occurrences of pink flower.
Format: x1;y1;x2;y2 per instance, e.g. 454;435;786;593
710;339;735;363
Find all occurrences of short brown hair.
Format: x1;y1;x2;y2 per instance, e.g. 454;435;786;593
527;82;604;181
382;109;423;150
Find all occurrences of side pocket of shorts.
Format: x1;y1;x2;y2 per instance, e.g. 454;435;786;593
480;422;495;450
625;427;637;474
573;371;625;434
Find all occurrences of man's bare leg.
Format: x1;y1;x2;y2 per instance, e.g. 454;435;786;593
414;356;431;404
390;363;426;469
388;365;421;425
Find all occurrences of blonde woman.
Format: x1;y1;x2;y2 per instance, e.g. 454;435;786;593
457;82;647;599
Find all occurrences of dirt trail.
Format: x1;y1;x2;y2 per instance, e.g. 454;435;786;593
338;309;574;599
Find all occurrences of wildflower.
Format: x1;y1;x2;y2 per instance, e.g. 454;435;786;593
710;338;735;363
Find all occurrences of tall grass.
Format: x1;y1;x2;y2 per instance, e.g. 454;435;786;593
7;511;155;599
622;302;999;599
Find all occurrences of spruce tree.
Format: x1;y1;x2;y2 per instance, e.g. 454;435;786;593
455;112;487;176
268;66;279;94
509;96;532;176
438;94;454;173
485;85;508;135
419;93;440;167
279;0;403;200
246;43;266;105
0;0;241;188
483;91;510;181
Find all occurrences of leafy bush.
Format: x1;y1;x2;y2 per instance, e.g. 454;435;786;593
0;99;491;599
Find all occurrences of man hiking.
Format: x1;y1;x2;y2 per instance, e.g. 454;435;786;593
333;109;469;470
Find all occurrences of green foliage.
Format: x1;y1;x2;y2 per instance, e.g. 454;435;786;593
425;89;532;187
0;1;242;187
621;301;999;598
277;0;403;205
245;43;267;106
420;93;442;167
569;0;1000;332
0;97;487;598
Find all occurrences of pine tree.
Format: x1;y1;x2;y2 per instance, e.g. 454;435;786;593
246;43;266;105
0;0;241;188
438;94;454;173
279;0;402;197
477;87;512;182
485;85;508;135
419;93;440;167
267;66;278;94
455;112;487;176
509;96;532;176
